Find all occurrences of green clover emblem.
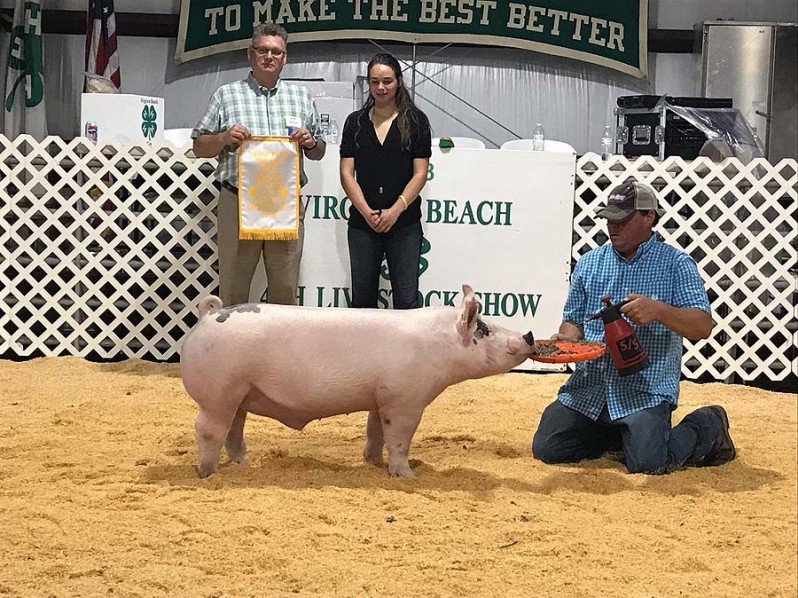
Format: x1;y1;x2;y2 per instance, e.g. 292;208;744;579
141;104;158;139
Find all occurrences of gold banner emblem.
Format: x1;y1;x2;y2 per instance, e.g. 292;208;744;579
237;137;300;240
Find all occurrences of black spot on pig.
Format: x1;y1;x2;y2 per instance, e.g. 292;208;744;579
475;318;491;340
215;304;261;323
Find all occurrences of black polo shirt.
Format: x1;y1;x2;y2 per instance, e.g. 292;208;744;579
340;107;432;231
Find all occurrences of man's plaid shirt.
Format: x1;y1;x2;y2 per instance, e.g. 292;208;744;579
192;73;323;188
558;234;711;420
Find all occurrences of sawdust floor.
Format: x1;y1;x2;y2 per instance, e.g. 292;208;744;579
0;357;795;598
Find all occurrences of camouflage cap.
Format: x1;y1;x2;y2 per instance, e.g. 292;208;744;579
596;179;665;222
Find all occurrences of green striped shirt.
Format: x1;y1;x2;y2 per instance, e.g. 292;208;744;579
192;73;323;187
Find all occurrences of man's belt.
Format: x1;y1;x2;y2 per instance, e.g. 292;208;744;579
222;181;238;193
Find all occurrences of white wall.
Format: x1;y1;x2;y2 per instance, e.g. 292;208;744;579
649;0;797;28
2;0;795;151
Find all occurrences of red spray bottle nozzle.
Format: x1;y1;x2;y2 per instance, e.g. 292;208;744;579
584;296;632;323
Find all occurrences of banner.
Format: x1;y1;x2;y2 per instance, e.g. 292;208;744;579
4;0;47;139
176;0;648;78
238;136;301;240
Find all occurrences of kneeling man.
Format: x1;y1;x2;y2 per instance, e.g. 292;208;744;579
532;180;735;474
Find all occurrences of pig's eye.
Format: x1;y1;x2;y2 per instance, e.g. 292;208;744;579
475;319;491;339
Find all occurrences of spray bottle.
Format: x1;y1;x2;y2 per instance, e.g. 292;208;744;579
585;295;649;376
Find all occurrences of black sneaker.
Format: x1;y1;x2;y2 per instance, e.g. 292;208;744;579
702;405;736;466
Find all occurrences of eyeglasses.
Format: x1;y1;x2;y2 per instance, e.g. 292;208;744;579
251;46;285;58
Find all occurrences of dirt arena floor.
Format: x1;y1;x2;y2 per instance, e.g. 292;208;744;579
0;357;795;598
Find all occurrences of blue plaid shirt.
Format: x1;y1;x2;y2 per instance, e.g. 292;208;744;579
558;234;711;420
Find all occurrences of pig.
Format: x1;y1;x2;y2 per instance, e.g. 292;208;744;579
180;284;536;478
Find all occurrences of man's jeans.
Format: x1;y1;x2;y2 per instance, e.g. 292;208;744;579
347;222;423;309
532;400;722;474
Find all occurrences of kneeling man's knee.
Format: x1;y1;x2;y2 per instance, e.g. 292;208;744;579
531;432;560;463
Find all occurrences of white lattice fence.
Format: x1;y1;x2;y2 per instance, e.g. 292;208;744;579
0;134;219;361
576;153;797;383
1;134;796;382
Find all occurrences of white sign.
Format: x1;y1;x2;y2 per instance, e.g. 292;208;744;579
251;147;577;371
80;93;164;144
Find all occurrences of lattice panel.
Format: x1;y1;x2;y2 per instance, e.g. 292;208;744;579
576;153;797;382
1;134;796;382
0;134;219;360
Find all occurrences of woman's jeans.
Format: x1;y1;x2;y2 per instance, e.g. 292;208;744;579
532;400;722;474
348;222;423;309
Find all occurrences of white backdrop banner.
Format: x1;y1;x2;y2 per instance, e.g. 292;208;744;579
251;147;577;371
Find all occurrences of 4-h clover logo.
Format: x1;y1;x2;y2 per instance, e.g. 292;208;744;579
141;104;158;140
4;2;45;114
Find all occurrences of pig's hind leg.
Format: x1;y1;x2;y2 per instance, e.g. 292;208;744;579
224;407;251;466
192;383;249;478
363;410;385;466
195;408;232;478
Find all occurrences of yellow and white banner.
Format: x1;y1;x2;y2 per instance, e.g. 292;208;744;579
237;136;300;241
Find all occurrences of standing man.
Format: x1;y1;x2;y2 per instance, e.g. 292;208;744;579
192;23;325;306
532;179;735;475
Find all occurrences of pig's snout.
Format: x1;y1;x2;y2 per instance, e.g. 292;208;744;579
523;331;535;346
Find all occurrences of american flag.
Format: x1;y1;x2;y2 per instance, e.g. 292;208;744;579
85;0;120;90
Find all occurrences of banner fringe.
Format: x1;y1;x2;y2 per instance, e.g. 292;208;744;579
238;230;299;241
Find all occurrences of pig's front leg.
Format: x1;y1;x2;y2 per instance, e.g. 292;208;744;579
381;407;424;478
363;410;384;466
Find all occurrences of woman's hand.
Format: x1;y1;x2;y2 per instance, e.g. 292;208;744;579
372;205;401;233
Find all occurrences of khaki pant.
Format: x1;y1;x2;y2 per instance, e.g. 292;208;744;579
216;185;304;306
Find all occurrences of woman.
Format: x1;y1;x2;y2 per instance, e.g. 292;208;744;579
339;53;432;309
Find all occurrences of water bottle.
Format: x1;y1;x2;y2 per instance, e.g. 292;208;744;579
532;123;545;151
601;125;614;160
328;118;339;144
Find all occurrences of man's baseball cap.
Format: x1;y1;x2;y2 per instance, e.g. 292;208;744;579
596;179;665;222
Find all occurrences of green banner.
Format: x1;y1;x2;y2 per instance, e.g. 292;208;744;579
176;0;648;77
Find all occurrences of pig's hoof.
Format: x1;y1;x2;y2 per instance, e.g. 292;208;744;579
387;463;415;478
197;465;216;478
363;450;384;467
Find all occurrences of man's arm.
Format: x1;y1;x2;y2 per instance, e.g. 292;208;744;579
303;137;325;161
193;124;251;158
622;294;713;340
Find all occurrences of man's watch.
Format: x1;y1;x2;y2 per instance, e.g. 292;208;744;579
306;137;318;150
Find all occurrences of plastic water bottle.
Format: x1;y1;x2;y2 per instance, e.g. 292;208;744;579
328;119;339;144
601;125;614;160
532;123;545;151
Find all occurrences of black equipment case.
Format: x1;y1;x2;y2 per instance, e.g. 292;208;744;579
615;95;733;159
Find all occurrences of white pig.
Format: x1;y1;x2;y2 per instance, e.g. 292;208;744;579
180;284;536;478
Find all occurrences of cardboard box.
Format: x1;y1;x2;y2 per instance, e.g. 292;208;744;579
80;93;165;144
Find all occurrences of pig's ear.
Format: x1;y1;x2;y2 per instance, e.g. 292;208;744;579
457;287;478;344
